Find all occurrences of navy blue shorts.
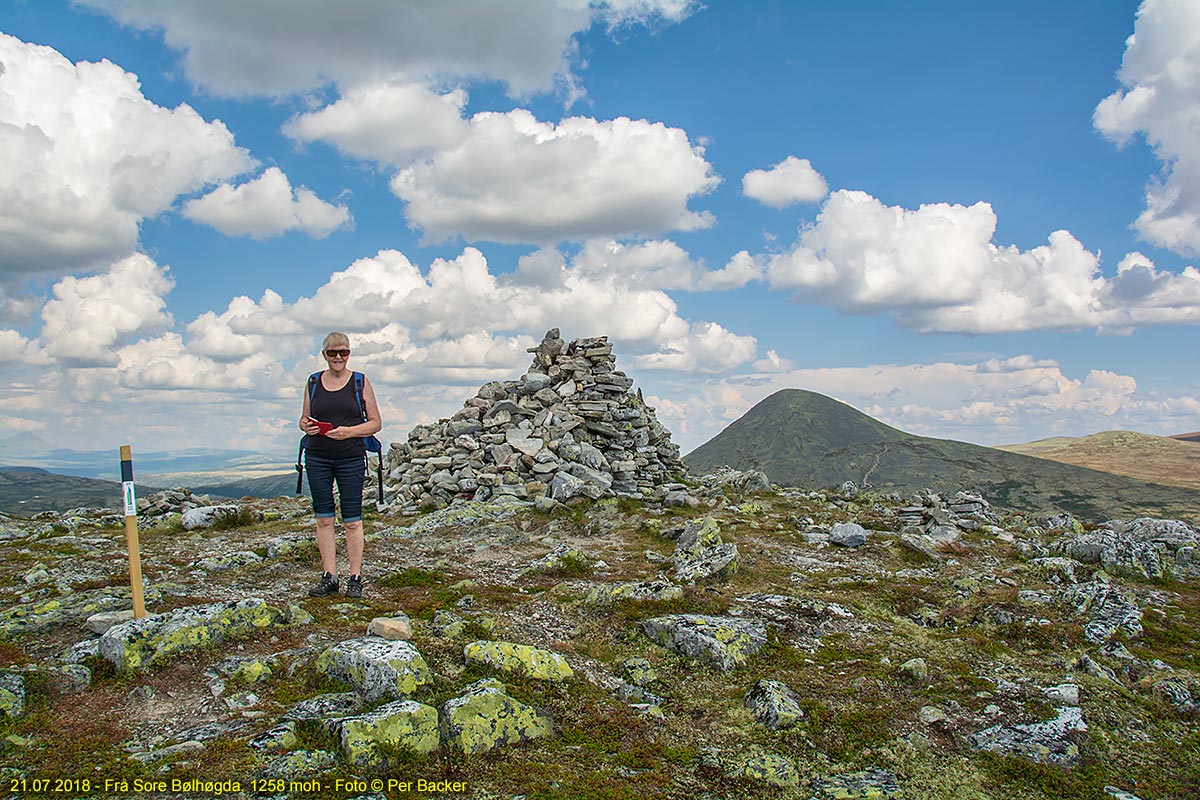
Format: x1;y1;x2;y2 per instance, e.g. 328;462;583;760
306;453;366;522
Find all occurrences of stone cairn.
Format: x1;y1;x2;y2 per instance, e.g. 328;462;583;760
373;329;685;513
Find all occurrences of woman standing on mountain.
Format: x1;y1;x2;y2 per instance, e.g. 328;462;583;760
299;332;382;599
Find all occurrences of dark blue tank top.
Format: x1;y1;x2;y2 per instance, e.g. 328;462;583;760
307;375;366;459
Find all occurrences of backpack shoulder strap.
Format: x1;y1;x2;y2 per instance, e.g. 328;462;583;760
307;372;322;402
352;371;369;422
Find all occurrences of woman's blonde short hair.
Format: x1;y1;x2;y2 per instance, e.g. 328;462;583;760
322;332;350;351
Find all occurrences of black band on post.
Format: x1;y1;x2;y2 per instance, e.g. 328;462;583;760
121;459;134;482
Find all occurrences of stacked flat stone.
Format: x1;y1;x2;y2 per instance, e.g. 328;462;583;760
374;329;685;512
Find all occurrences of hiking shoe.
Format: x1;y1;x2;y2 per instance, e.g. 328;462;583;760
345;574;363;599
307;572;339;597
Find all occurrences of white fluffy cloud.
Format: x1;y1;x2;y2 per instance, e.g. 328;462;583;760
35;254;174;366
390;110;719;243
1094;0;1200;255
79;0;697;97
198;245;755;378
283;82;469;167
181;167;352;239
742;156;828;208
761;189;1200;333
0;33;255;277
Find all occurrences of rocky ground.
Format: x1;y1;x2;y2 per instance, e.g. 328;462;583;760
1;473;1198;799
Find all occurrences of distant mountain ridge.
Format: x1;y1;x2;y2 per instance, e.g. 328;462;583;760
683;389;1200;524
996;430;1200;492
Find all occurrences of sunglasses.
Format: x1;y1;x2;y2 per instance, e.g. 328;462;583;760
324;349;351;358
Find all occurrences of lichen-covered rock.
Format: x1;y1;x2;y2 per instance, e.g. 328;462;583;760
315;637;432;701
668;517;739;582
744;679;805;729
1151;678;1198;716
1061;578;1143;644
260;749;338;779
429;610;466;638
98;599;285;671
584;579;683;605
195;550;263;572
519;544;591;577
463;640;573;682
1052;518;1200;580
0;585;158;639
620;657;658;687
338;700;440;767
808;769;904;799
968;706;1087;767
249;693;365;753
640;614;767;671
439;679;552;753
0;672;25;719
728;751;799;787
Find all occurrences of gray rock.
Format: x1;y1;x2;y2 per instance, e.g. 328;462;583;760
744;679;805;729
968;706;1087;767
181;505;241;530
829;522;868;547
315;637;433;701
641;614;767;671
439;679;552;753
0;672;25;718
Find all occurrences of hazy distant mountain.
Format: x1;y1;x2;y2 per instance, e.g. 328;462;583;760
684;389;1200;523
0;432;58;458
1171;431;1200;444
192;473;306;500
996;430;1200;491
0;468;158;516
0;443;293;484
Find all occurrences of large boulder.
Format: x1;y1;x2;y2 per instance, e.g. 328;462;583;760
669;518;739;582
439;679;552;753
968;706;1087;767
338;700;440;766
463;641;573;682
99;599;285;671
641;614;767;671
316;637;433;701
744;679;805;729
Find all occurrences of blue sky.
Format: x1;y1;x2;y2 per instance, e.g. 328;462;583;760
1;0;1198;460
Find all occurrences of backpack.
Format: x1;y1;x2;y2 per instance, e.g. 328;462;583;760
295;371;385;504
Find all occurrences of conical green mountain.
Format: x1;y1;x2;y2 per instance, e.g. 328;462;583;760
684;389;1200;523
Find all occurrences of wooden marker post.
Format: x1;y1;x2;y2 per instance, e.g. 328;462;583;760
119;445;146;618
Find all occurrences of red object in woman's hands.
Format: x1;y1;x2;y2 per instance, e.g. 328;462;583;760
308;417;334;435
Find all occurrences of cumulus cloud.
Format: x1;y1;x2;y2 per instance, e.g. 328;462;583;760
283;82;469;167
1094;0;1200;255
760;189;1200;333
390;110;718;243
193;245;757;383
79;0;698;97
0;33;254;278
632;322;758;373
742;156;828;208
35;254;174;366
181;167;352;239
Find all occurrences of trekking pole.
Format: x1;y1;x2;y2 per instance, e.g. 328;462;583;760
119;445;146;618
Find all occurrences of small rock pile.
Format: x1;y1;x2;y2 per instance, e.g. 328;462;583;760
898;490;998;538
375;329;685;512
